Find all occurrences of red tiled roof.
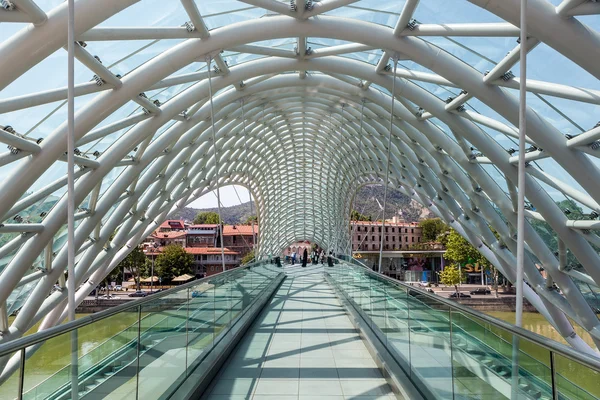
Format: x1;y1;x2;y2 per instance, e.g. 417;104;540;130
145;246;239;256
185;247;239;255
188;224;219;228
222;225;259;235
159;220;186;229
151;231;187;239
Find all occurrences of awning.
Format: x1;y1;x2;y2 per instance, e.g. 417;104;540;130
172;274;194;282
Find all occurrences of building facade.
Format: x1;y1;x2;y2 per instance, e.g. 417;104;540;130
351;220;422;252
222;225;258;257
142;220;258;278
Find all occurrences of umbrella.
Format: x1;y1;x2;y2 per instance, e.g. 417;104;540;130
172;274;194;282
140;276;159;283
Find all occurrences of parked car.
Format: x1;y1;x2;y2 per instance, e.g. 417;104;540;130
449;292;471;299
100;294;117;299
192;290;205;298
114;285;122;291
128;291;147;298
470;288;491;295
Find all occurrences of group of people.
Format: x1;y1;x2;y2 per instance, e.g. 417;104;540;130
288;248;334;268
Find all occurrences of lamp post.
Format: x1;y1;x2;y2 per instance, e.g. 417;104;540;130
151;242;158;293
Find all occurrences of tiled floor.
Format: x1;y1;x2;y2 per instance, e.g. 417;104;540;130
203;264;397;400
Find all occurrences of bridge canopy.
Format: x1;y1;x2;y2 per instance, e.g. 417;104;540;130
0;0;600;357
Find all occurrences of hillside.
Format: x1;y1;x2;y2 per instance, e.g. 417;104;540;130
168;185;432;224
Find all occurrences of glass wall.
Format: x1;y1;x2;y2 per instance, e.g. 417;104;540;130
329;258;600;399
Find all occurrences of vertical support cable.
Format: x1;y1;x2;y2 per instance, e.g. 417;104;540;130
67;0;79;397
334;105;347;254
350;101;366;256
207;56;226;273
241;99;257;262
513;1;527;397
516;0;527;329
378;56;398;274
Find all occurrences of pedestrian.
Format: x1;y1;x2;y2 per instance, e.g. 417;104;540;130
320;250;325;265
291;251;296;265
302;248;308;268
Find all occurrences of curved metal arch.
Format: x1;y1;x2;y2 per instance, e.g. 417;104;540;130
0;3;599;365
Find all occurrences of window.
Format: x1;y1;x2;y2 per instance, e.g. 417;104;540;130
418;237;421;242
405;236;408;242
372;244;376;250
411;229;414;233
371;227;374;232
392;228;395;233
372;236;375;241
392;236;395;242
358;235;361;241
385;227;388;233
405;228;408;233
378;227;381;233
385;236;388;241
412;237;415;242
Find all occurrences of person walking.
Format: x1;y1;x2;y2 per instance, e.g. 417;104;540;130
320;250;325;265
291;251;297;265
302;248;308;268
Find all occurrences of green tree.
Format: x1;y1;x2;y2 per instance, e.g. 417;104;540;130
438;264;465;294
194;211;221;224
241;252;255;265
103;266;122;298
244;215;258;225
419;218;449;242
118;245;149;291
154;244;194;281
444;229;489;267
350;210;371;221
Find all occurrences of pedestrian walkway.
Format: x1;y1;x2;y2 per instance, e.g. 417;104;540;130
203;264;398;400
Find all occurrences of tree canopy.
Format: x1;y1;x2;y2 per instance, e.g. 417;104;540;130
154;244;194;281
438;264;465;293
419;218;449;242
118;245;149;291
241;252;255;265
444;229;489;267
193;211;221;224
244;215;258;225
350;210;371;221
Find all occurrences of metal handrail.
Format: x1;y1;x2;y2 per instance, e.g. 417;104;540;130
0;260;273;358
333;256;600;372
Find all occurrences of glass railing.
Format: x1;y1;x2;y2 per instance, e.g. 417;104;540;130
0;261;283;400
329;256;600;400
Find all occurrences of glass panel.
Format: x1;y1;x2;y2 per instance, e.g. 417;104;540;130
186;283;215;371
0;351;21;400
408;288;452;398
22;308;140;399
554;353;600;399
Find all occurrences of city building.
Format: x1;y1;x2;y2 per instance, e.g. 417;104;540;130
350;219;445;283
140;220;259;278
187;224;219;248
185;247;241;277
222;225;258;257
350;219;422;252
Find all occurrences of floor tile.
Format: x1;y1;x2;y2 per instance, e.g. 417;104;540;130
254;379;299;395
299;379;343;396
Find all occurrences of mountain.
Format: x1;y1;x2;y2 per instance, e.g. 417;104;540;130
168;185;432;224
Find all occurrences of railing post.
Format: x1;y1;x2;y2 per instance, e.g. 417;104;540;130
185;288;190;376
135;306;141;400
449;310;455;400
17;348;25;400
550;351;558;400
